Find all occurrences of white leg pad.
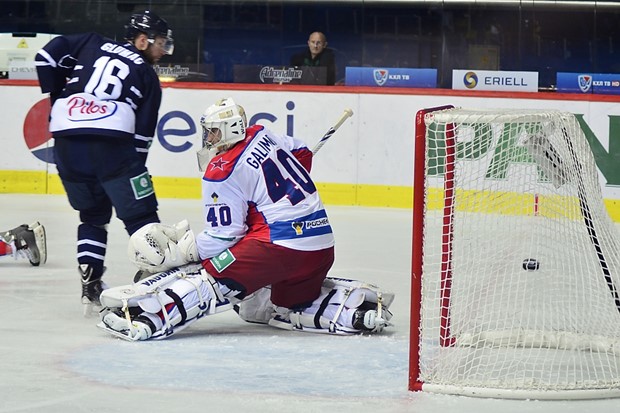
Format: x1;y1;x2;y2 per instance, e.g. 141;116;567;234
98;263;241;340
264;277;395;335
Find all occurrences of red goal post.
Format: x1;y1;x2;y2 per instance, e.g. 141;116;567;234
410;105;620;399
410;105;454;392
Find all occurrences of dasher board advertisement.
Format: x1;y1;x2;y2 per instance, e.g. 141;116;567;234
557;72;620;95
345;67;437;88
452;69;539;92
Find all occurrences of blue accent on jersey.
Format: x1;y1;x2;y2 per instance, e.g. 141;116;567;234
268;209;333;242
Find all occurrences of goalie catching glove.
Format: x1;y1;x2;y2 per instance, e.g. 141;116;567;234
128;220;200;274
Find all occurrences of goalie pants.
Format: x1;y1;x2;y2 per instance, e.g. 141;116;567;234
201;238;334;309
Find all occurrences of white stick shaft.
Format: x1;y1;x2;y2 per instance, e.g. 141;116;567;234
311;109;354;154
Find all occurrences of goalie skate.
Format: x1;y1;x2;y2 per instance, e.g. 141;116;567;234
97;311;154;341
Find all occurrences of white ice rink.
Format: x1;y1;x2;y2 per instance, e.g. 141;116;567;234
1;194;619;413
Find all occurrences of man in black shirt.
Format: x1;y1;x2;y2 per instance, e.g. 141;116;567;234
290;32;336;85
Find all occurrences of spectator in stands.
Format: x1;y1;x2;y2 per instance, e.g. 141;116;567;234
290;31;336;85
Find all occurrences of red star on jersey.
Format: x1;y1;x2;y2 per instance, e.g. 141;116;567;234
210;158;229;171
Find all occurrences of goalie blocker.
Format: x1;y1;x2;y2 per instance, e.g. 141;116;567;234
98;264;394;341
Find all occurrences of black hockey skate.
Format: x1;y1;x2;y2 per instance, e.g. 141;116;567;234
80;264;107;317
2;222;47;266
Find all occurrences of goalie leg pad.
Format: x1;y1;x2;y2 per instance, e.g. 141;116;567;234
267;277;394;335
98;264;240;340
99;263;203;309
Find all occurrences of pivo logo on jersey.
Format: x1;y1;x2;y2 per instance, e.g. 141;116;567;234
425;116;620;186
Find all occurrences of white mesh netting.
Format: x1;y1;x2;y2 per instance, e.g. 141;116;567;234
415;108;620;399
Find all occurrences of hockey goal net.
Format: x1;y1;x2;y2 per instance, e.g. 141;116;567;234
410;106;620;399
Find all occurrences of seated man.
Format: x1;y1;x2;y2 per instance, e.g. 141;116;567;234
290;31;336;85
98;98;393;340
0;222;47;266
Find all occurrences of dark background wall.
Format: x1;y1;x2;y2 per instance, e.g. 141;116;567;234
2;0;619;89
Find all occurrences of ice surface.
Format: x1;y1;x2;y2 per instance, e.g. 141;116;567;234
1;194;619;412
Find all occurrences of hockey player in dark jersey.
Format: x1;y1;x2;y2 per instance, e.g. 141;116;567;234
34;10;174;316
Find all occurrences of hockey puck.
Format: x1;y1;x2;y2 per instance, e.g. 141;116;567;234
522;258;540;271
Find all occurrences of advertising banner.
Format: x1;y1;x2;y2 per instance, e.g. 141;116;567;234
233;65;327;85
344;67;437;88
452;69;538;92
556;72;620;95
4;82;620;207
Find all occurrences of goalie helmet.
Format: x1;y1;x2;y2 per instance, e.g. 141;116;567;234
125;10;174;55
199;98;247;152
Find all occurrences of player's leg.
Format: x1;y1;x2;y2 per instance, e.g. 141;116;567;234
201;239;327;318
222;243;394;334
268;246;334;309
77;208;111;316
0;238;11;257
1;225;30;260
0;222;47;265
236;279;395;334
98;264;241;340
201;239;327;302
54;137;114;316
100;138;160;236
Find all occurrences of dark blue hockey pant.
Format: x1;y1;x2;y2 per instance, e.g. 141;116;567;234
54;135;160;276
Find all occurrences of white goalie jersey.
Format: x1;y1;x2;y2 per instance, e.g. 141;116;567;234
196;124;335;259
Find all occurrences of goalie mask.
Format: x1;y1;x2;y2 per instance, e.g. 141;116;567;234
125;10;174;55
197;98;247;170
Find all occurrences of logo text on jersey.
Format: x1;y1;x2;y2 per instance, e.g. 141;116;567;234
66;96;118;121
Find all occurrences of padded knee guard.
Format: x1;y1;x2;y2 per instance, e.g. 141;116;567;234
98;264;240;340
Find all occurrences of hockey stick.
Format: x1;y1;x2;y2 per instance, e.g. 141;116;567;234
311;108;354;154
560;126;620;314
